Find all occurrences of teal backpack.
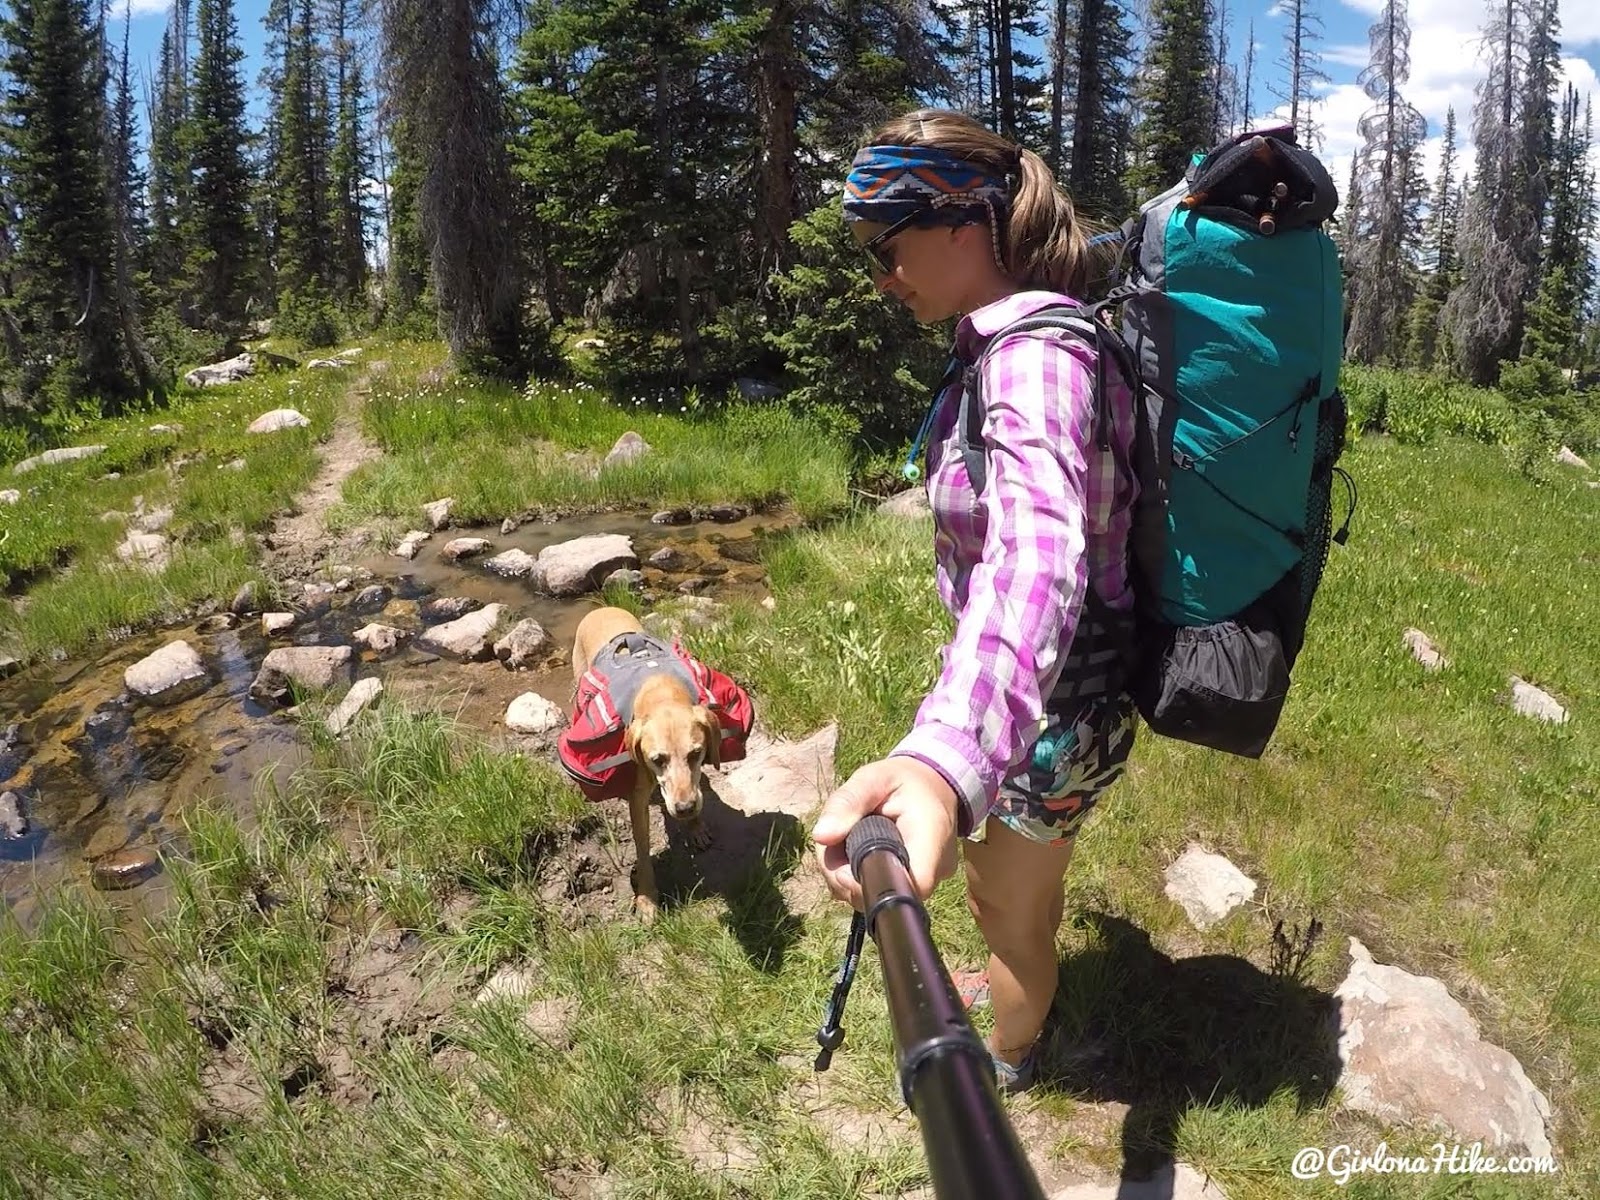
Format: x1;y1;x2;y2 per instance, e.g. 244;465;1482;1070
958;126;1355;758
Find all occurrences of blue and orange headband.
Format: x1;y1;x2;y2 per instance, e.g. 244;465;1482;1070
842;144;1011;226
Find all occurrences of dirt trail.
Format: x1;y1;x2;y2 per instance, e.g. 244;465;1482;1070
262;368;384;579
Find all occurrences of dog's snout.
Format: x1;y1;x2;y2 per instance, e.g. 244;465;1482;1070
668;799;700;820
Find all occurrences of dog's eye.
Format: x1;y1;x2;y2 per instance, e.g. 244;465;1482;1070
650;753;668;769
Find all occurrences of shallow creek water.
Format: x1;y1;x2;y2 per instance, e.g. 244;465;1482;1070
0;507;791;930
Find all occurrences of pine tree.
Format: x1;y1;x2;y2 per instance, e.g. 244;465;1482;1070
1344;0;1428;365
1067;0;1133;220
1442;0;1537;385
1239;18;1256;128
268;0;332;302
1271;0;1329;150
1521;84;1591;367
382;0;522;372
0;0;135;410
1047;0;1073;173
184;0;258;332
325;0;371;306
104;4;162;395
1403;105;1458;367
146;4;192;305
1124;0;1215;201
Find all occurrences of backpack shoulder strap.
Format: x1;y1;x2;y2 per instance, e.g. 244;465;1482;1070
957;303;1138;497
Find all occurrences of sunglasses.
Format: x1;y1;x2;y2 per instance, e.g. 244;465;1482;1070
861;210;926;277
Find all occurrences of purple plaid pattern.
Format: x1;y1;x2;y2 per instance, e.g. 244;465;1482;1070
890;291;1139;835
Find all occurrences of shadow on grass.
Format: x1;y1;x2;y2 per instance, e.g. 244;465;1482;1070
652;777;807;974
1041;911;1339;1194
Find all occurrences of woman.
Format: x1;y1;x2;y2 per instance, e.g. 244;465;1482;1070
812;108;1140;1093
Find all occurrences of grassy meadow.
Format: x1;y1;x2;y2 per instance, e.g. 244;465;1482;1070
1;349;1597;1198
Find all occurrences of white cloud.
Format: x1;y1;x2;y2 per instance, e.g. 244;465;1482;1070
121;0;173;16
1320;0;1600;218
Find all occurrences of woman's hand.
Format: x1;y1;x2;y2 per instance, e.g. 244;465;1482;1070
811;756;961;908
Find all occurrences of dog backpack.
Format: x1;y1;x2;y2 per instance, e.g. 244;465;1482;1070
556;633;756;802
957;126;1355;759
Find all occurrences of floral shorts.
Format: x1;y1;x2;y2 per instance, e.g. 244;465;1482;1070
973;693;1138;847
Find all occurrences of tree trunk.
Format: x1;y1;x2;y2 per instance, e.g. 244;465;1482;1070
755;0;799;275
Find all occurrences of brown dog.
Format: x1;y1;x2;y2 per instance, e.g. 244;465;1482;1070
571;606;721;921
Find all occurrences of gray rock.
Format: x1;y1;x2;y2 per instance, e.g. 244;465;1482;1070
231;581;260;615
352;623;410;656
1;790;25;839
307;357;353;370
422;498;455;531
500;517;520;535
647;547;682;569
184;353;256;388
602;431;652;469
250;645;355;705
196;613;238;634
261;612;296;636
394;530;431;559
494;619;553;670
1403;628;1449;671
442;537;491;563
12;444;106;474
246;408;312;434
705;503;748;523
1554;445;1590;470
420;596;479;623
603;568;644;591
353;585;393;612
878;488;932;519
714;724;837;820
1334;937;1553;1157
134;505;174;534
484;548;537;579
116;532;170;573
1509;676;1567;723
91;847;161;891
0;655;19;678
326;678;384;736
125;641;209;705
651;509;692;526
505;692;565;735
0;489;20;504
1163;845;1257;929
415;604;508;662
534;534;638;597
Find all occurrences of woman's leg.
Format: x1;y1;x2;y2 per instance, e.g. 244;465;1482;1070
962;819;1077;1066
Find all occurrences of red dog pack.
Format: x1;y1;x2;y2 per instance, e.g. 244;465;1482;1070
556;632;755;802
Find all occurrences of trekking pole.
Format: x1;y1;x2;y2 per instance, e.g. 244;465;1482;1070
837;815;1048;1200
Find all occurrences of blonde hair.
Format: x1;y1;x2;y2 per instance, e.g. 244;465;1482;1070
865;108;1100;296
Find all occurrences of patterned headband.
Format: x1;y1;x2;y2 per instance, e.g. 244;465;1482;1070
842;144;1012;225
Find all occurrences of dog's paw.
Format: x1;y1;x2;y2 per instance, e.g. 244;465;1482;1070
686;823;713;852
634;894;660;924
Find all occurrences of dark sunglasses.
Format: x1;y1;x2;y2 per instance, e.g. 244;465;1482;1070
861;209;926;277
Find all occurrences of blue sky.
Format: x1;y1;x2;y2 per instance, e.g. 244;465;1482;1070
114;0;1600;217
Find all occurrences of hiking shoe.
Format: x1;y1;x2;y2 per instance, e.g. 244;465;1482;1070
990;1044;1039;1095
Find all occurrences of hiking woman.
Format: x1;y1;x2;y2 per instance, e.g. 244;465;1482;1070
811;108;1139;1093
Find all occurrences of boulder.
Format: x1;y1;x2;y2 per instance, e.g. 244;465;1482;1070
1163;845;1257;929
184;353;255;388
353;623;410;656
442;537;491;563
484;549;537;579
602;431;652;469
494;620;553;670
125;641;209;705
506;692;565;735
1;790;26;839
261;612;296;636
1402;628;1449;671
249;645;355;705
116;532;170;573
327;678;384;736
1509;676;1567;723
714;724;837;819
247;408;312;434
415;604;507;661
0;489;19;504
1333;937;1553;1157
533;534;638;597
879;488;932;519
394;530;432;559
12;445;106;474
422;498;455;531
420;596;479;623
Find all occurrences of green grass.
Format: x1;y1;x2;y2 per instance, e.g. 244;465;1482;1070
4;375;1597;1195
1;361;345;664
332;341;853;533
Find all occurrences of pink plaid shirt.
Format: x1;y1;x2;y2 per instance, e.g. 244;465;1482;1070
890;290;1139;835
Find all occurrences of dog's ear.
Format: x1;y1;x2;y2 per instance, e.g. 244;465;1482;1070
692;705;721;767
625;717;649;769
